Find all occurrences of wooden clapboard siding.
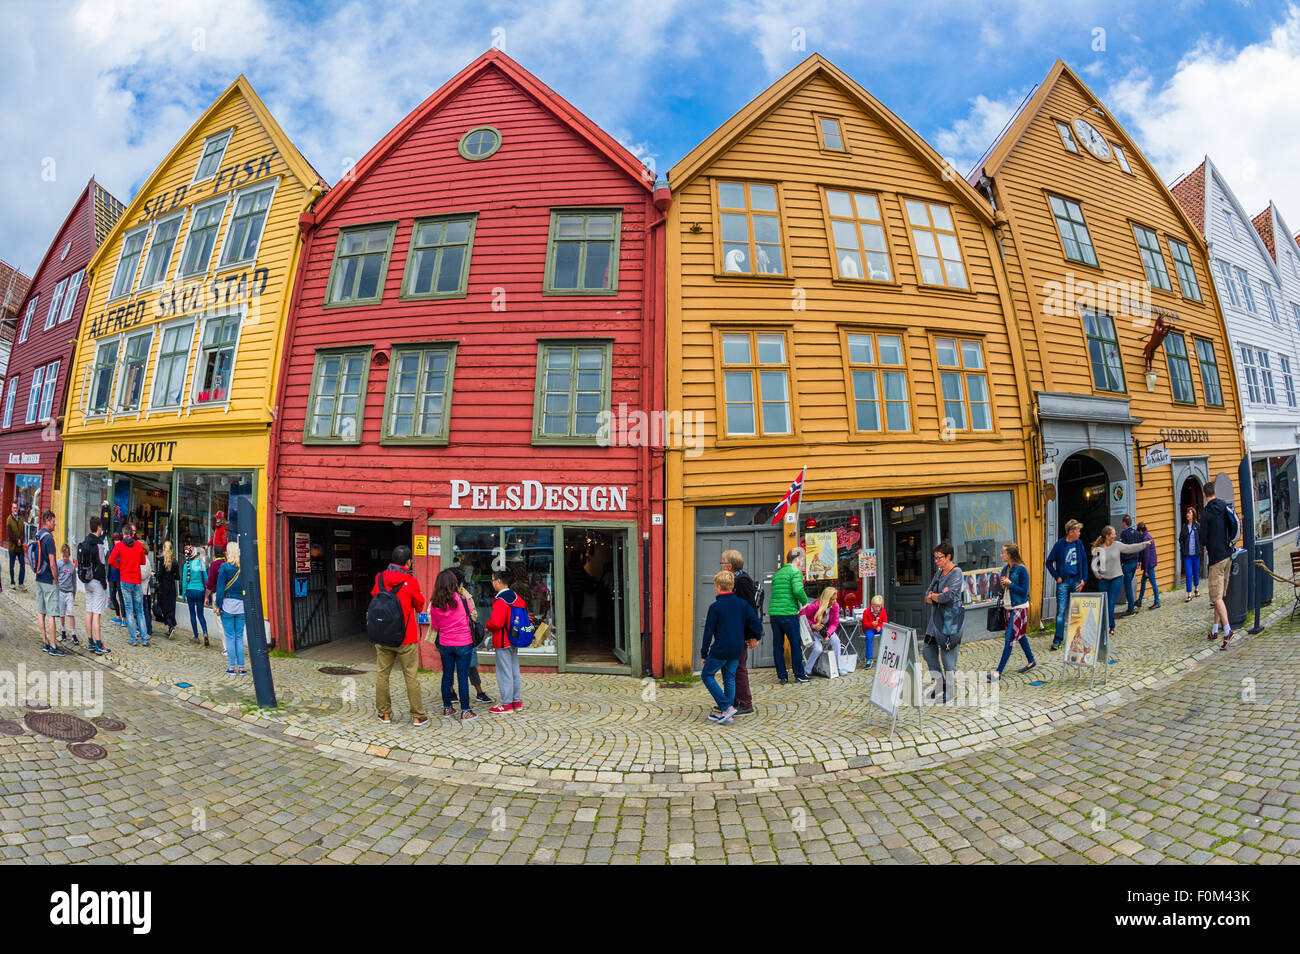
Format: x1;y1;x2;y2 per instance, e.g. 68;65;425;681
664;54;1035;674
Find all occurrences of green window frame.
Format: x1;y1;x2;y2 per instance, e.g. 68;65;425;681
305;348;372;444
192;129;232;183
1048;195;1098;267
1168;238;1202;302
150;321;195;409
325;223;396;307
1164;331;1196;405
1081;308;1126;393
532;341;612;444
544;209;621;294
218;182;276;267
382;343;456;444
1132;224;1172;291
458;126;501;161
400;215;476;300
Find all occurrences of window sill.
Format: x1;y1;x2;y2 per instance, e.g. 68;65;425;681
322;297;385;310
542;287;619;297
301;438;364;447
380;436;450;447
830;276;901;289
531;437;605;448
711;272;794;283
1060;256;1104;274
398;290;468;303
914;282;975;297
712;435;803;449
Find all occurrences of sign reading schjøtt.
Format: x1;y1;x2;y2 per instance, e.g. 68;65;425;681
448;479;629;512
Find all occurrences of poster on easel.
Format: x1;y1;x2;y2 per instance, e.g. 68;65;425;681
804;531;838;580
1061;591;1107;685
870;622;924;734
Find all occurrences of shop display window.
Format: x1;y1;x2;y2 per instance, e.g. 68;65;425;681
1269;455;1298;536
797;498;877;615
1253;457;1274;540
947;491;1016;571
451;525;556;654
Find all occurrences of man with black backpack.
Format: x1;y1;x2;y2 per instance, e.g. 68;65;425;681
486;569;531;713
367;546;428;726
1199;480;1240;650
80;517;111;656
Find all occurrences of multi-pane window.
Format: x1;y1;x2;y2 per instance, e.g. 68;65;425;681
194;313;240;404
150;323;194;409
116;331;153;412
1239;346;1261;403
817;116;846;151
403;216;475;298
43;278;68;331
845;332;909;432
1216;261;1240;308
905;200;967;288
307;349;369;442
56;270;82;324
109;227;148;299
326;225;394;304
1049;196;1098;266
935;337;991;431
137;213;184;288
1195;338;1224;407
17;296;37;344
546;209;620;293
1224;211;1239;240
179;197;228;276
1260;281;1280;323
384;345;454;442
1164;332;1196;404
717;182;785;276
1132;225;1172;291
1168;239;1201;301
219;184;275;266
1292;302;1300;335
826;190;891;281
534;342;611;441
1;377;15;429
458;127;501;161
24;366;44;424
193;130;232;182
1234;266;1256;313
1258;349;1277;404
719;332;792;437
1281;355;1297;409
88;340;120;415
1113;144;1133;173
1081;309;1125;392
1056;122;1079;153
37;360;58;422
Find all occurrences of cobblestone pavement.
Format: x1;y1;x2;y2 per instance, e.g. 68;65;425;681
0;579;1272;781
0;591;1296;863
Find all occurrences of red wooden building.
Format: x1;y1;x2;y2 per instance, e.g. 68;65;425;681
268;50;667;675
1;179;124;549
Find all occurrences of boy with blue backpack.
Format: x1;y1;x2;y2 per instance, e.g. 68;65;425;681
486;568;533;713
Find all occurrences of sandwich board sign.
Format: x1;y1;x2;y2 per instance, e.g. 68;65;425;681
870;621;924;735
1061;591;1108;686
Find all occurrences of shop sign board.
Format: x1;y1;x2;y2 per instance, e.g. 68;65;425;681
293;532;311;573
413;534;427;556
447;478;629;513
1061;591;1108;686
1143;444;1171;469
7;453;40;466
804;531;838;579
870;622;923;732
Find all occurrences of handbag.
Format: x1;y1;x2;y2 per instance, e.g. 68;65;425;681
461;594;487;646
798;614;814;650
986;604;1007;632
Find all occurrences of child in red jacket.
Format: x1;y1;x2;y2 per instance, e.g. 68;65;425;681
862;594;888;669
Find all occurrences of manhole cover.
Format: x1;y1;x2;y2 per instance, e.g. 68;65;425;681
92;717;126;731
318;667;361;676
24;712;98;742
0;720;23;735
67;742;107;760
23;700;49;710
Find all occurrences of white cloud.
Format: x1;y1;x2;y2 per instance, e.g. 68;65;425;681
932;90;1031;179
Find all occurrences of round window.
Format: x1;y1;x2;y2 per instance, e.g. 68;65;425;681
458;126;501;161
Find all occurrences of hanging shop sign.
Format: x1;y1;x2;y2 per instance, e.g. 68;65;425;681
447;478;629;513
1143;444;1171;469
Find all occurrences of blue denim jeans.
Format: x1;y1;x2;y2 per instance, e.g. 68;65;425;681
1101;576;1123;633
996;609;1035;674
1121;561;1138;611
187;592;208;636
121;581;149;643
1138;568;1161;606
439;644;472;710
1053;578;1081;645
221;611;246;667
1183;556;1200;592
770;615;806;681
8;549;24;586
701;655;739;710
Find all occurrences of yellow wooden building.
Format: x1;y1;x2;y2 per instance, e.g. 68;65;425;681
663;54;1037;675
970;60;1245;616
59;76;324;614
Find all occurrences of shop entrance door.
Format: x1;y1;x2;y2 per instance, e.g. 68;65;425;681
883;499;931;631
693;528;783;668
561;527;630;667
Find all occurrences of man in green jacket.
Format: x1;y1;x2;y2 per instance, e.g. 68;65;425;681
768;547;810;683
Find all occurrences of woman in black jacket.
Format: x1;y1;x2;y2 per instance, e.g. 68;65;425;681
155;540;180;638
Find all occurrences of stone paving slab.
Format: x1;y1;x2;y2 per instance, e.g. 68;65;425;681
0;580;1282;787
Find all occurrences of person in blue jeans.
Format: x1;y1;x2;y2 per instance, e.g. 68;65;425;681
1135;522;1161;609
1178;506;1202;601
1118;515;1142;615
767;548;810;683
215;541;247;674
1045;519;1088;650
1091;526;1149;659
182;546;209;645
700;570;762;724
990;543;1036;679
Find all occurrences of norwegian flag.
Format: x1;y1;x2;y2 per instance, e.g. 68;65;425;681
769;467;806;526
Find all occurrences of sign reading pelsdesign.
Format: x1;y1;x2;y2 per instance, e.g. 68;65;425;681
448;479;629;512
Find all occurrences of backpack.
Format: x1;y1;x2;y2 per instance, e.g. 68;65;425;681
26;532;46;573
1225;505;1240;544
366;574;408;647
506;603;535;647
77;538;97;584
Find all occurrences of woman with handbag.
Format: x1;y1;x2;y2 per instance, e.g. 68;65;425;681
989;542;1035;680
450;566;492;705
425;568;477;720
800;586;841;677
215;541;247;675
923;541;964;703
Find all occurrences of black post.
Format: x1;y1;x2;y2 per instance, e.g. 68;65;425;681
1237;457;1262;634
235;493;277;708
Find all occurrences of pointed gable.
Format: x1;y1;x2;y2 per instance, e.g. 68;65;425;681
1170;161;1207;239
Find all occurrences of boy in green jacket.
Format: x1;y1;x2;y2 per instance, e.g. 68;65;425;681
768;547;810;683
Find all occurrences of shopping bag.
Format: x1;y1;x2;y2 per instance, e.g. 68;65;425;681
798;615;814;650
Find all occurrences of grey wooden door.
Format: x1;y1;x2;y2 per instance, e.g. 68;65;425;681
885;509;932;631
694;529;783;668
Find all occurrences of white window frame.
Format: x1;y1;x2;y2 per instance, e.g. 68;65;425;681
2;376;17;429
176;194;230;278
1224;211;1239;240
1281;355;1297;409
1257;349;1276;405
43;277;69;331
37;360;59;422
133;210;187;292
1260;281;1280;324
1216;261;1240;308
85;336;123;419
191;128;234;185
1234;267;1256;313
108;225;150;302
1240;346;1260;403
17;296;38;344
190;309;245;411
1112;144;1132;173
24;365;45;424
146;318;197;414
1056;122;1078;153
56;270;83;324
215;177;280;270
114;327;156;415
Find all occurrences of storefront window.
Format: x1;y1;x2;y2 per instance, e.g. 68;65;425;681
797;498;877;615
13;474;42;543
1269;455;1298;536
695;503;778;528
67;470;112;546
1252;457;1274;540
451;525;556;654
948;491;1016;570
177;470;253;554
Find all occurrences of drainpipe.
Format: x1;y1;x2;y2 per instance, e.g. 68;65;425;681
641;180;670;677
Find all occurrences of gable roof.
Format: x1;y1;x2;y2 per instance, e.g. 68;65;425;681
1181;156;1284;286
1252;208;1277;261
974;59;1208;250
667;53;996;225
1169;160;1206;239
311;49;651;223
87;75;325;274
17;177;119;306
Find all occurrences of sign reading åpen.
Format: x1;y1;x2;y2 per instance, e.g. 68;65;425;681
448;479;629;512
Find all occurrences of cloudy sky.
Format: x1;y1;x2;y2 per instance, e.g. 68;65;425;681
3;0;1299;273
